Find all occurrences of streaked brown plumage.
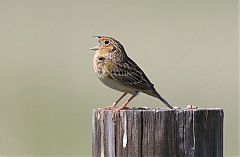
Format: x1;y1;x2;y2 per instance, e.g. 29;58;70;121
90;36;173;113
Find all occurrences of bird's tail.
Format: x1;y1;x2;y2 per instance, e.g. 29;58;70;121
143;90;173;109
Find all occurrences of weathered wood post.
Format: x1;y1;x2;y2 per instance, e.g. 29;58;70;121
92;108;223;157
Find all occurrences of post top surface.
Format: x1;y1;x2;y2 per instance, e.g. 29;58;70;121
93;107;223;113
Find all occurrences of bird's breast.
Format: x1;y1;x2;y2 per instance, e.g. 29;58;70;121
93;54;109;78
98;76;137;94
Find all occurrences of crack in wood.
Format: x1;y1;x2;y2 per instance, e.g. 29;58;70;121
92;108;223;157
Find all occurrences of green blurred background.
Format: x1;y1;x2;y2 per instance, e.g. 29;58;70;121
0;0;238;156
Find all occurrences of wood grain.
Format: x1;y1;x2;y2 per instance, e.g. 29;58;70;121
92;108;223;157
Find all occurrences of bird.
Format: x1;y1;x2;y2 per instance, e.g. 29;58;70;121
90;36;173;114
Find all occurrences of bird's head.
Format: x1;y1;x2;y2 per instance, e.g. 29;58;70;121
90;36;126;56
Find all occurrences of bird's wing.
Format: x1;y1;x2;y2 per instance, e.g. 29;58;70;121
105;57;155;91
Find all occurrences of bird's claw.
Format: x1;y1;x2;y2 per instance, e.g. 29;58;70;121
97;104;117;111
111;106;129;121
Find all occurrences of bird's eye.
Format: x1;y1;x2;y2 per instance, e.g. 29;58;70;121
104;40;109;45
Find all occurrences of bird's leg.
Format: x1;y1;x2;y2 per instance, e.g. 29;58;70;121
114;93;137;113
98;93;127;110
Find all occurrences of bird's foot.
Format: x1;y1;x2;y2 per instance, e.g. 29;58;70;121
111;106;130;120
97;103;117;111
114;106;129;113
112;109;121;121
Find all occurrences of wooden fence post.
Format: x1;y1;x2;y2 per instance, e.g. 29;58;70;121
92;108;223;157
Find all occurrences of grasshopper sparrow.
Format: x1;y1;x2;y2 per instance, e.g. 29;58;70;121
90;36;173;113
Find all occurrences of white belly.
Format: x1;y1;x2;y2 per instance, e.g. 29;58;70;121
98;77;137;94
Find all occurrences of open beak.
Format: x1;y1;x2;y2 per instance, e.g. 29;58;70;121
90;46;99;51
92;36;102;40
90;36;102;51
